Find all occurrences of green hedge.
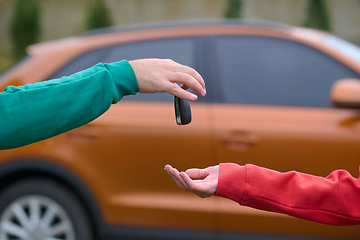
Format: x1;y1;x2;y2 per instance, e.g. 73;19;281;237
303;0;331;31
86;0;112;30
10;0;41;59
225;0;243;19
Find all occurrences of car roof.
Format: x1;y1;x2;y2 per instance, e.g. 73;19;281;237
27;19;303;56
80;19;291;36
27;19;331;58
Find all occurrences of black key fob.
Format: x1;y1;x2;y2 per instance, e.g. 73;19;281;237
174;96;191;125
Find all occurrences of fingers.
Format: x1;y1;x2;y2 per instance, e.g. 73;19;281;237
166;165;209;181
164;165;188;189
170;62;206;92
166;72;206;99
165;165;199;194
179;171;195;190
167;83;198;101
179;171;212;198
167;61;206;99
185;168;210;179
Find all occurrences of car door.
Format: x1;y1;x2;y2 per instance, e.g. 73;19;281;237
207;35;360;238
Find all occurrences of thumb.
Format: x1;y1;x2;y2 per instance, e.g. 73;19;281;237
185;168;210;179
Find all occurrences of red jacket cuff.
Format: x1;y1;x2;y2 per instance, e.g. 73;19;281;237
215;162;247;204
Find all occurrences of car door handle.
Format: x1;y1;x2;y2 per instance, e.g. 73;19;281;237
339;116;360;131
221;130;259;151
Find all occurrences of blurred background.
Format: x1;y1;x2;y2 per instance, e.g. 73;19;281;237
1;0;360;73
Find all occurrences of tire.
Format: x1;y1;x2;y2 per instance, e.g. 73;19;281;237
0;178;93;240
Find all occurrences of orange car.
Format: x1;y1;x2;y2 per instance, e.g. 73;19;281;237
1;20;360;240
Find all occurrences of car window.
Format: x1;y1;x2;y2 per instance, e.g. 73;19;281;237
213;36;360;107
101;38;197;102
48;48;107;80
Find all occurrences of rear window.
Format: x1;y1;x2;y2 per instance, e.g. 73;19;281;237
213;35;360;107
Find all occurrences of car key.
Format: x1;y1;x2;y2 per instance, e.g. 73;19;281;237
174;96;191;125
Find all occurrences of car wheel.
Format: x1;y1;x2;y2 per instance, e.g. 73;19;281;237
0;178;93;240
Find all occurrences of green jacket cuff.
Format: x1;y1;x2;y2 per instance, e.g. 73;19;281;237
105;60;139;98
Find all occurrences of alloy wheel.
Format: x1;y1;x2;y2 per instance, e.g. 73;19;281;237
0;195;75;240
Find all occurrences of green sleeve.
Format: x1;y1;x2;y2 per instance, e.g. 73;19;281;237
0;60;138;150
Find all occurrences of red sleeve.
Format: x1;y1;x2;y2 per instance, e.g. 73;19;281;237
215;163;360;225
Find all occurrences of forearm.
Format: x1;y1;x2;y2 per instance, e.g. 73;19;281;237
215;163;360;225
0;60;138;149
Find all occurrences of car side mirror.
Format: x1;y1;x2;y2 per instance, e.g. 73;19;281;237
331;78;360;108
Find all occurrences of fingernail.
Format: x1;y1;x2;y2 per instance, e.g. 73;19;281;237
192;94;199;100
201;88;206;96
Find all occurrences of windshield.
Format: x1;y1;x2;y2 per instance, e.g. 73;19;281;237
324;35;360;64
